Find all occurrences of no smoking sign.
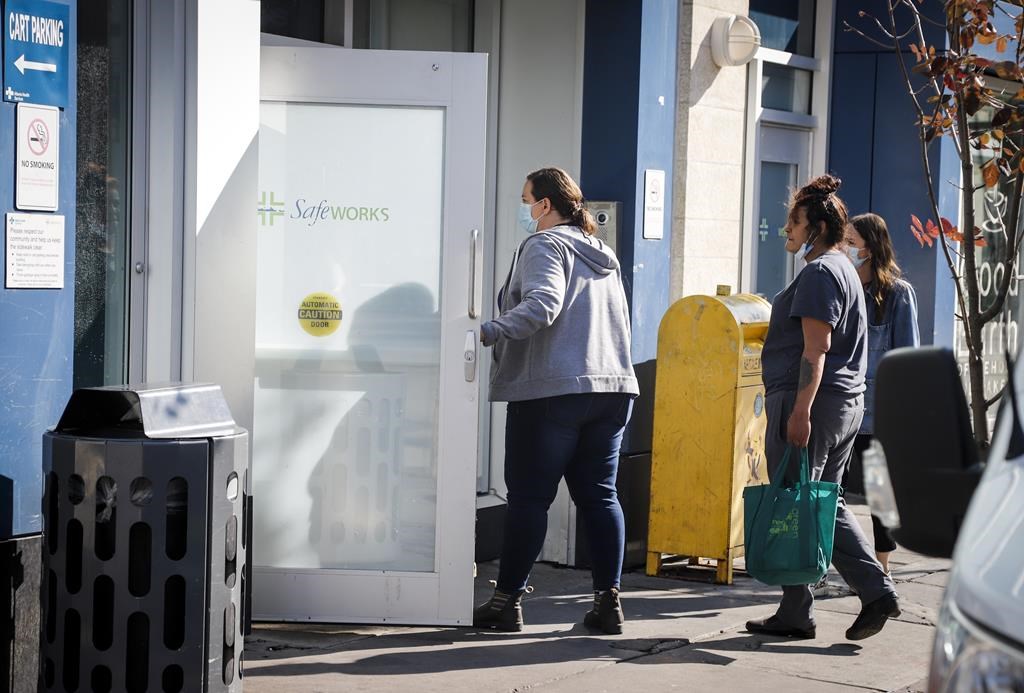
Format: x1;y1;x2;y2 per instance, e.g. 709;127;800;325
27;118;49;155
16;102;59;211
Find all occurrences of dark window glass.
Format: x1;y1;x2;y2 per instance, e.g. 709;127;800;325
762;64;813;114
76;1;131;388
755;162;797;301
750;0;816;56
351;0;473;52
261;0;325;42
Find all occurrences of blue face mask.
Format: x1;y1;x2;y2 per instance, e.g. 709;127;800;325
794;242;813;262
846;246;868;268
518;200;542;234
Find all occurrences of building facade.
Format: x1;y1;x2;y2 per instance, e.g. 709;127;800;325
1;0;978;686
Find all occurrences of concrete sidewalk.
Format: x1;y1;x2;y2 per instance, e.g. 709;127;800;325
243;506;948;692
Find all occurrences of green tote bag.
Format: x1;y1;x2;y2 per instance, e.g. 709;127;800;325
743;446;840;586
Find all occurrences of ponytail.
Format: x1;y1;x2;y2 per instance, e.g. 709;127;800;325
571;204;597;236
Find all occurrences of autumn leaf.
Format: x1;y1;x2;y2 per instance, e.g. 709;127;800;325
997;36;1009;52
980;132;991;146
911;214;925;235
993;107;1013;128
940;217;958;238
994;60;1021;80
975;237;988;247
984;160;1000;187
979;31;997;45
964;88;982;116
925;218;940;238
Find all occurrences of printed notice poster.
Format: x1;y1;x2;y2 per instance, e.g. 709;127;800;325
16;102;59;211
643;168;665;240
5;213;65;288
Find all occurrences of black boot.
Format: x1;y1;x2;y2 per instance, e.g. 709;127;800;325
846;592;901;640
583;588;624;634
473;588;525;632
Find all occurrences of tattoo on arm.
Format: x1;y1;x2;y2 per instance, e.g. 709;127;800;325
798;357;813;391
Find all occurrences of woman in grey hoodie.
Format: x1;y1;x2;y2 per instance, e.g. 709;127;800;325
473;167;639;634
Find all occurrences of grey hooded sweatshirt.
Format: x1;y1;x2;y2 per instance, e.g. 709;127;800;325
481;225;639;402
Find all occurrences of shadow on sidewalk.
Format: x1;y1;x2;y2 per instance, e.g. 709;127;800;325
246;626;863;678
651;635;863;666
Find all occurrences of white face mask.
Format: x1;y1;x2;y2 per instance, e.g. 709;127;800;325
846;246;868;268
794;231;819;262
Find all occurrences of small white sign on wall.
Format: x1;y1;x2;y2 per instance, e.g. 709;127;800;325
16;102;60;211
5;213;65;288
643;168;665;240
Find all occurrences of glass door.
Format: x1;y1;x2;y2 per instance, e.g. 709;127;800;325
753;125;812;301
253;45;486;625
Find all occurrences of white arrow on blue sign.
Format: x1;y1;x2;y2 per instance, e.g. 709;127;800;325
3;0;70;108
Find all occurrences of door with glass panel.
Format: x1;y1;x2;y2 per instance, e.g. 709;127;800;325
753;125;812;301
253;45;486;625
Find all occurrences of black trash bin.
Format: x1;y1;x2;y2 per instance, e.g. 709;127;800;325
40;383;249;693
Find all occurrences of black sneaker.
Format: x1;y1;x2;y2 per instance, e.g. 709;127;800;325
583;588;624;635
473;588;526;632
846;592;901;641
745;615;816;639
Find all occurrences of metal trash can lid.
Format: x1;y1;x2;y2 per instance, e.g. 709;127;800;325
53;382;240;439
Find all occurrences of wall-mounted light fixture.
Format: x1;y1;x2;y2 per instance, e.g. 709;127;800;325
710;15;761;67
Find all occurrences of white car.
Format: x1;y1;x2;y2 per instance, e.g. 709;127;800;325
875;346;1024;692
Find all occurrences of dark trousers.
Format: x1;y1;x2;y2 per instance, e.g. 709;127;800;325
847;435;899;554
496;393;633;594
765;390;896;629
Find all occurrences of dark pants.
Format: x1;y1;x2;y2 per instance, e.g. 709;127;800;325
496;393;633;594
765;390;897;630
847;435;899;554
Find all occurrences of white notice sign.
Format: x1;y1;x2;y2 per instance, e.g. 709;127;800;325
643;168;665;240
5;213;65;288
16;102;60;211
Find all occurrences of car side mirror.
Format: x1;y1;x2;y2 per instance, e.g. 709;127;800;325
873;346;983;558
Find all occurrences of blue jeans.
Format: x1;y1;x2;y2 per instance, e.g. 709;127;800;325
496;392;633;594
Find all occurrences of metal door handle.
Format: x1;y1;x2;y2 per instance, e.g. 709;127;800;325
469;229;480;319
463;330;477;382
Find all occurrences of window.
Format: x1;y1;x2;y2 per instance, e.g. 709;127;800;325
762;63;812;114
261;0;474;53
750;0;816;57
75;0;132;388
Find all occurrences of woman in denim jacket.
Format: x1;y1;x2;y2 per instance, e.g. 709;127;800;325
844;213;920;574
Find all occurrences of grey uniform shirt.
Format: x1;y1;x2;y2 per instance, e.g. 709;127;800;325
761;249;867;397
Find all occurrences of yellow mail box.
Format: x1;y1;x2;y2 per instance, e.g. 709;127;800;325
646;292;771;584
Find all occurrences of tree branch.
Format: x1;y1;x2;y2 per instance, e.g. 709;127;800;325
842;21;898;50
888;0;975;355
986;385;1007;410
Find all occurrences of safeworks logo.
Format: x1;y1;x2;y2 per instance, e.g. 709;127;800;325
257;191;286;226
257;191;391;228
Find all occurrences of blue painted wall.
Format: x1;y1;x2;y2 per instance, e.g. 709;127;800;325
581;0;677;363
0;0;76;538
830;0;956;347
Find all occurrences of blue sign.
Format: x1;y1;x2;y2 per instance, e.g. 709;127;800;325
3;0;69;107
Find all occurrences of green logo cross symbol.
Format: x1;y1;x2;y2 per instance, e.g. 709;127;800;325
258;191;285;226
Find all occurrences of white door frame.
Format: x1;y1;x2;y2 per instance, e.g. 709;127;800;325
253;45;487;625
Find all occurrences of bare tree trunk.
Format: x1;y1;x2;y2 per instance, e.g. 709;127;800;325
955;98;991;448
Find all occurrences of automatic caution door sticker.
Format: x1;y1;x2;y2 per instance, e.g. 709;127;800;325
298;292;342;337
